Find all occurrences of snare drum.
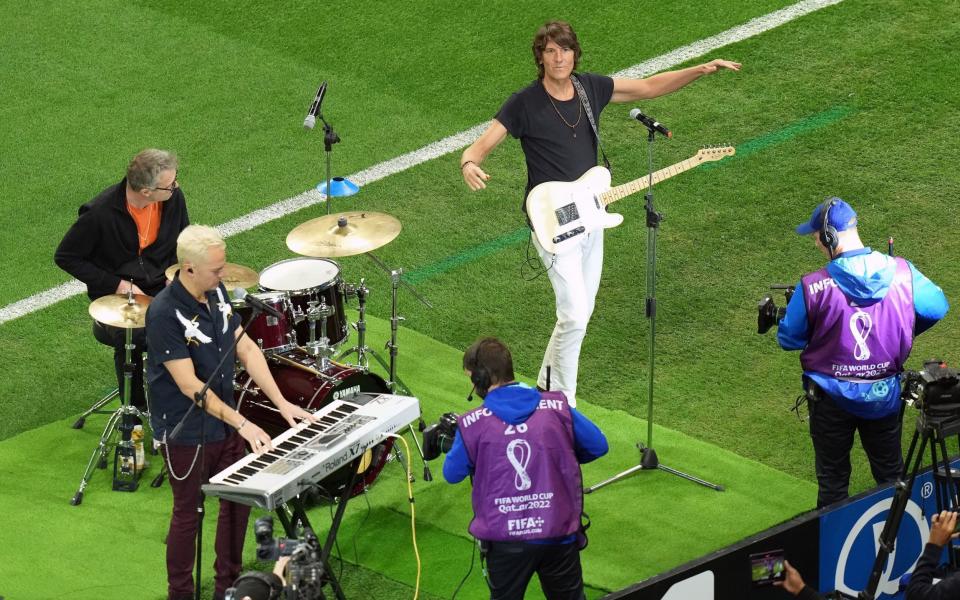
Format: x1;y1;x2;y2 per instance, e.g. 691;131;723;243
235;349;392;498
232;291;295;353
259;258;349;347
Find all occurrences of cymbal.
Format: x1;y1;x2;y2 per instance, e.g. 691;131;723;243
165;263;260;291
287;211;401;258
89;294;153;329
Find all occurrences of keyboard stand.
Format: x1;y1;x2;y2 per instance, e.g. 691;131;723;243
275;456;364;600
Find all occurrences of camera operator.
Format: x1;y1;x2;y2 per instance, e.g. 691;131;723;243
777;198;948;507
442;337;608;600
906;510;960;600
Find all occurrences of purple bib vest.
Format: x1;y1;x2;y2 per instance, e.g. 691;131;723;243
458;390;582;542
800;257;914;380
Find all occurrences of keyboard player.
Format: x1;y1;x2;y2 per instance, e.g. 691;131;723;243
146;225;316;600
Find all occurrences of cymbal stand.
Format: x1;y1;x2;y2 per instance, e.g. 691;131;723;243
340;252;435;480
338;279;371;368
71;290;146;505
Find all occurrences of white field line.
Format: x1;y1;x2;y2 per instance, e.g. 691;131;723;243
0;0;842;326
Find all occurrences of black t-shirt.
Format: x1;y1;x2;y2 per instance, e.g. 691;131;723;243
495;72;614;211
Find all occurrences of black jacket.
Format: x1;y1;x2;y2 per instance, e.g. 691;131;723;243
54;178;189;300
906;542;960;600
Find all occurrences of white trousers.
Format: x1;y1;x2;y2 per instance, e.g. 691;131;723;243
533;229;604;407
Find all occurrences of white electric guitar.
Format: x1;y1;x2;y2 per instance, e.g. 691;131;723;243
526;146;735;254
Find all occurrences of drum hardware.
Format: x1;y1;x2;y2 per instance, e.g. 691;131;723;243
341;252;435;481
259;257;349;351
72;287;152;505
338;278;371;368
302;298;336;367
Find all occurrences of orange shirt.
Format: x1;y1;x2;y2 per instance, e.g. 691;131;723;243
127;201;161;253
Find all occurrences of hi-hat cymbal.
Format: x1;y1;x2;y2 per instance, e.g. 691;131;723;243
164;263;260;291
89;294;153;329
287;211;401;258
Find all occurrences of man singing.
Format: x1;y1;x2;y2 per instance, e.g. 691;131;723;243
146;225;315;600
460;20;740;406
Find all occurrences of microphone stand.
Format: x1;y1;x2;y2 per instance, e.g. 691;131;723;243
167;298;263;600
585;124;724;494
318;113;341;215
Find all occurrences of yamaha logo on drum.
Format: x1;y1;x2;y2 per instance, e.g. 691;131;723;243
333;385;361;401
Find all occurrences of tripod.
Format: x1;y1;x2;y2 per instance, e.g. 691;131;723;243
338;252;434;480
71;293;148;505
858;406;960;600
586;126;723;494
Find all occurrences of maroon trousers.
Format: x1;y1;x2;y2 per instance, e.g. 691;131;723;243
162;432;250;600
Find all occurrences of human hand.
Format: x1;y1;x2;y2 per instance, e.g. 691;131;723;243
238;420;273;454
703;59;741;73
929;511;959;547
273;555;291;585
116;280;146;295
462;162;491;191
773;560;806;596
275;399;318;429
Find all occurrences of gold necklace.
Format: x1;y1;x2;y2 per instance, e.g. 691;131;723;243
546;88;582;138
138;204;154;245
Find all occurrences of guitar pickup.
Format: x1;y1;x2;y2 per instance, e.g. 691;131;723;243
552;226;586;244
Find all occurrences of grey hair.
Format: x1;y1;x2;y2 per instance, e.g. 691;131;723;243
126;148;178;191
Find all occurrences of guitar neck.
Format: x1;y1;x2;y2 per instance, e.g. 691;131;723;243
600;155;703;207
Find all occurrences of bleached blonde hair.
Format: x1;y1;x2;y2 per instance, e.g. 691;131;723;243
177;225;225;268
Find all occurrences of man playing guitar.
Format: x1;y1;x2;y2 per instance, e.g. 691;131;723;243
460;20;739;406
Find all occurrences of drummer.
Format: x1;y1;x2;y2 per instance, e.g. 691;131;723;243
146;224;317;600
55;149;189;414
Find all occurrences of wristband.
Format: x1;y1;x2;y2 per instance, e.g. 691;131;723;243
461;160;476;171
236;418;248;431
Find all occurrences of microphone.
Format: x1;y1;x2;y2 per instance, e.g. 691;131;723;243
235;288;284;320
303;81;328;130
629;108;672;138
467;385;475;402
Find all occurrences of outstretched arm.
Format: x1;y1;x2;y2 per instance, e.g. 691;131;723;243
610;59;741;103
460;119;509;191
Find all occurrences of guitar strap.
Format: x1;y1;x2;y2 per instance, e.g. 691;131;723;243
571;75;611;172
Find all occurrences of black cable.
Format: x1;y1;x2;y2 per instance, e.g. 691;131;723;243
451;538;478;600
520;235;554;282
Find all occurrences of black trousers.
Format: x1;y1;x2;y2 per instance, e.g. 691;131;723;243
92;321;147;411
808;389;903;508
483;541;585;600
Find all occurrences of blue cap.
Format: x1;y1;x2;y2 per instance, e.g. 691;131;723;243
795;197;858;235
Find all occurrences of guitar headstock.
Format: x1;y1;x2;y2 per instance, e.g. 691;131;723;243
695;145;736;162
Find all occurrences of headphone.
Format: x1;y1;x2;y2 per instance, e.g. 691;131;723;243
819;197;839;258
465;342;492;400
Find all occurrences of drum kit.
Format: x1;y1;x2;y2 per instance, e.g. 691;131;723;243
71;210;432;504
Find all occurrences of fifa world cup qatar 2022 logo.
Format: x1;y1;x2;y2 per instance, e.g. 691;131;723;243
849;310;873;361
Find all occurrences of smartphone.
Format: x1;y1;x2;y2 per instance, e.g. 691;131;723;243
749;549;786;587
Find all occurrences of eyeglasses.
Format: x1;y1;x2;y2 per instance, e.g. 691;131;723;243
154;178;179;192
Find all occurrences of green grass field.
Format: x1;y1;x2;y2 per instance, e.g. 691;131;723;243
2;0;959;598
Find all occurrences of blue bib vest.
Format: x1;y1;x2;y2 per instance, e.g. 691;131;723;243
800;257;914;381
457;390;582;542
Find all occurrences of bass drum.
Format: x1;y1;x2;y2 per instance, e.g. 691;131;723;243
235;350;393;499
